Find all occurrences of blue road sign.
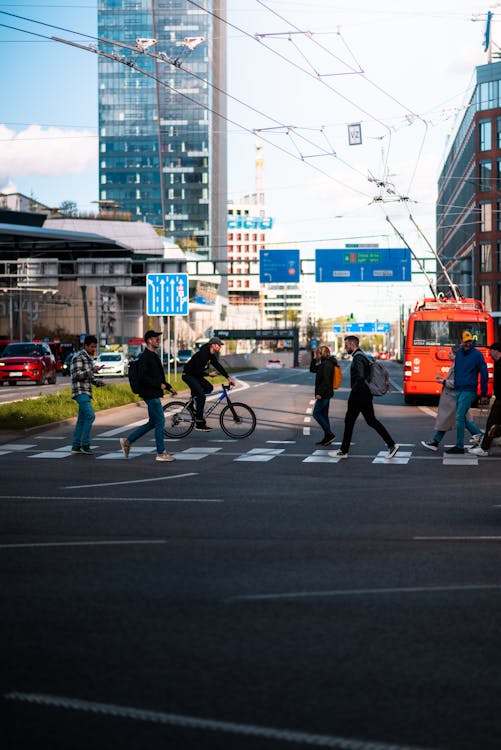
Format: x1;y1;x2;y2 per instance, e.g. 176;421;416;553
332;324;343;333
260;249;300;284
146;273;189;316
344;322;392;333
315;248;411;283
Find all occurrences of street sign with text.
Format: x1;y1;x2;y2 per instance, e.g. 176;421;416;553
260;249;300;284
315;248;411;283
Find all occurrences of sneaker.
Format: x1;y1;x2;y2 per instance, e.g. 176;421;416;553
421;440;439;452
71;447;81;454
387;444;400;459
80;446;94;455
468;445;488;457
469;433;483;445
444;446;464;454
120;437;131;458
329;449;348;458
195;422;212;432
321;433;336;446
156;452;176;462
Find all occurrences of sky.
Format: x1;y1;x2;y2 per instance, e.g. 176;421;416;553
0;0;495;323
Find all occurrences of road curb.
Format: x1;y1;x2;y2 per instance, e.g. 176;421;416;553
0;392;193;445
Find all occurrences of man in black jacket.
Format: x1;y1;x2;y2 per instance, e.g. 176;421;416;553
330;335;399;459
120;330;177;461
182;337;235;431
469;341;501;456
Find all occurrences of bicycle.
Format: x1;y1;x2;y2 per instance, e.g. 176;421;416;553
162;383;256;439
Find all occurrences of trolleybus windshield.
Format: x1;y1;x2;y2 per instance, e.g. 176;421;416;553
412;320;488;347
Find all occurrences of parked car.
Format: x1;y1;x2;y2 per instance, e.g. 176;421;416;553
0;342;57;385
61;352;74;376
265;358;285;369
95;352;129;377
176;348;193;366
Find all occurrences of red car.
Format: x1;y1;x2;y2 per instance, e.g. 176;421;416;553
0;342;57;386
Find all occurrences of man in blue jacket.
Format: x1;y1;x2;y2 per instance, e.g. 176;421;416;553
445;330;489;454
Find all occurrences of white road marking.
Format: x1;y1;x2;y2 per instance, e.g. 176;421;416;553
303;416;311;423
0;539;167;550
266;440;296;444
306;408;312;414
418;406;437;418
4;692;438;750
64;472;198;489
389;378;403;393
303;427;310;435
229;583;501;602
0;443;36;450
373;450;411;465
443;456;478;466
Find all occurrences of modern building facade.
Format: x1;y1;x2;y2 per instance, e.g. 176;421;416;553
437;61;501;322
97;0;227;264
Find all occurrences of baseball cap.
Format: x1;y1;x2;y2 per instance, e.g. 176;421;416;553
208;336;224;346
489;341;501;352
144;329;162;341
461;330;474;342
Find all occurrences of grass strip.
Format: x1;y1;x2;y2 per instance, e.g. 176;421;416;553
0;372;240;430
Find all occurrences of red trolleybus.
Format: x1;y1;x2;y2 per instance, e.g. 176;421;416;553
403;297;495;403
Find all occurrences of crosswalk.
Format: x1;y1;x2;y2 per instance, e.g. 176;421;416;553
0;438;490;465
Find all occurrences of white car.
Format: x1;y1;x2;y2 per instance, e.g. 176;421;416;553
265;358;285;369
96;352;129;377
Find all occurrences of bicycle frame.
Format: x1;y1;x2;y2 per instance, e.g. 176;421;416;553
163;383;256;439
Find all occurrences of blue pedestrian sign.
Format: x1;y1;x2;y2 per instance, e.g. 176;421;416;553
146;273;189;316
260;249;300;284
315;248;411;283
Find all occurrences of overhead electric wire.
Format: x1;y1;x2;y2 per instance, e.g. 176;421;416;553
0;10;373;196
255;0;432;198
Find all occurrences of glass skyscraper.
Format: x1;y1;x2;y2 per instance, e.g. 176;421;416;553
97;0;227;260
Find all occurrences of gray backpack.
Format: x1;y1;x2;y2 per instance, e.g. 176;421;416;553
366;358;390;396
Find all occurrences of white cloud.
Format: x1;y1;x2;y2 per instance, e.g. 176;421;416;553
0;124;97;180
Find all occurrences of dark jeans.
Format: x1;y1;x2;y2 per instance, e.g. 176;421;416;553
312;397;332;437
340;388;394;454
182;374;213;422
481;397;501;450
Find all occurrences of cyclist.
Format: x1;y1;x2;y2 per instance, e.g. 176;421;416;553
182;336;236;431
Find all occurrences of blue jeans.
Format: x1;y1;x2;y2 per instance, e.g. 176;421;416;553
455;391;481;448
73;393;95;448
313;397;332;436
127;397;165;454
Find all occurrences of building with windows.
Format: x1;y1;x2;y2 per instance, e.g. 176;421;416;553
437;61;501;327
97;0;227;265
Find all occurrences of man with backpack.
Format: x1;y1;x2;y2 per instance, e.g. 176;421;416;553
309;345;339;446
330;335;399;459
120;330;177;461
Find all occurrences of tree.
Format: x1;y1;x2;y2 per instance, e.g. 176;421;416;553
59;200;78;217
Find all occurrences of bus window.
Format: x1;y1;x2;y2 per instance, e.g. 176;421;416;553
412;320;488;347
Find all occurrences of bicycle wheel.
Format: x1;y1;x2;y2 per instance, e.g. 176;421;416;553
219;402;256;439
163;401;195;438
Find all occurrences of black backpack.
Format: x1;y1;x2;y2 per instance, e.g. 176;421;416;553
128;355;142;394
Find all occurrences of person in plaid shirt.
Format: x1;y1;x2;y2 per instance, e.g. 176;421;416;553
70;335;106;454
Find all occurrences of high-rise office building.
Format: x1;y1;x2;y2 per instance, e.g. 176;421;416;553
437;60;501;314
97;0;227;262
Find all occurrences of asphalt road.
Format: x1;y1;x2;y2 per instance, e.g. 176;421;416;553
2;361;501;750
